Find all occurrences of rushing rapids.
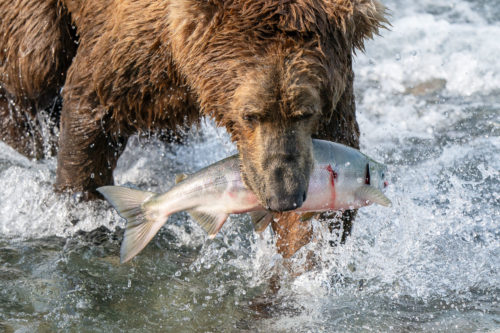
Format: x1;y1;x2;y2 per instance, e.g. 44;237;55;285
0;0;499;331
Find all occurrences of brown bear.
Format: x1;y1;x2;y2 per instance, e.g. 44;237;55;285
0;0;387;258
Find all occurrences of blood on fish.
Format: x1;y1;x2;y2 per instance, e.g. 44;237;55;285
326;164;337;185
326;164;337;206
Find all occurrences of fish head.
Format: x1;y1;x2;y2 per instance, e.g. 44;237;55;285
367;159;389;191
353;158;391;207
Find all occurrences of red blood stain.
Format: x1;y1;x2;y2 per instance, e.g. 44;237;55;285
326;164;337;186
325;164;337;206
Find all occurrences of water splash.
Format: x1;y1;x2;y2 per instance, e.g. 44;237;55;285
1;0;500;331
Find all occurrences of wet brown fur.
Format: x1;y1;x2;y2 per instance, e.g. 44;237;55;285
0;0;76;158
0;0;387;257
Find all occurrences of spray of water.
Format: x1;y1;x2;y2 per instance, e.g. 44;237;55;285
0;0;499;331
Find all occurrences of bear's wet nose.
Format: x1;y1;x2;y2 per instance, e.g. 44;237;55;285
265;191;306;212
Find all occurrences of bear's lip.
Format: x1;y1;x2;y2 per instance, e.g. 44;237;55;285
264;191;307;212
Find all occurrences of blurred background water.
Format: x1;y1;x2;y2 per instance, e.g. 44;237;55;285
1;0;499;331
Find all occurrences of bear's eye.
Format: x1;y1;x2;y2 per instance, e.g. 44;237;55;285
299;113;313;121
242;114;260;124
292;112;314;122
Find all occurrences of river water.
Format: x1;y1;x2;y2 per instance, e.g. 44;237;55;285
1;0;499;331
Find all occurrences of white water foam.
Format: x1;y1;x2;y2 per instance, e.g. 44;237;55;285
0;0;499;331
0;122;236;240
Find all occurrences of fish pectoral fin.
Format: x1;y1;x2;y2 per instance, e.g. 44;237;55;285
249;211;273;233
355;186;392;207
187;209;229;238
175;173;189;184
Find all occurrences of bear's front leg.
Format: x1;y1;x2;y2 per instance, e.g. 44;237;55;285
0;87;61;160
0;90;43;159
55;91;127;200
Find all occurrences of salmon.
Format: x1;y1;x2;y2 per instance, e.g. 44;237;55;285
98;139;391;263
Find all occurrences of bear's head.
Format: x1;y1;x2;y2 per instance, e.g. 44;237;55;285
168;0;387;211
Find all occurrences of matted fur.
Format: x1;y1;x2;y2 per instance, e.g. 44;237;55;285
0;0;387;257
0;0;76;157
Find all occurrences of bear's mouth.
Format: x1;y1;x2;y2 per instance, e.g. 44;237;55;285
238;155;309;212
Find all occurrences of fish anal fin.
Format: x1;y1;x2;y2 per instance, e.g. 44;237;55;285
187;210;229;238
249;211;273;233
355;186;392;207
175;173;189;184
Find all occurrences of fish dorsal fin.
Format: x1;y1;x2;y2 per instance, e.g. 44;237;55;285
249;211;273;233
175;173;189;184
187;210;229;238
355;186;392;207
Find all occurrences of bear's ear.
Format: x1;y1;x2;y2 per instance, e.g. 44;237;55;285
325;0;389;51
351;0;389;51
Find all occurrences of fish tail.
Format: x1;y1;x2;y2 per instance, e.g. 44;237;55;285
97;186;163;264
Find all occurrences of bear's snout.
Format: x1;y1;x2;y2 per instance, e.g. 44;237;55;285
265;189;307;212
260;158;310;212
